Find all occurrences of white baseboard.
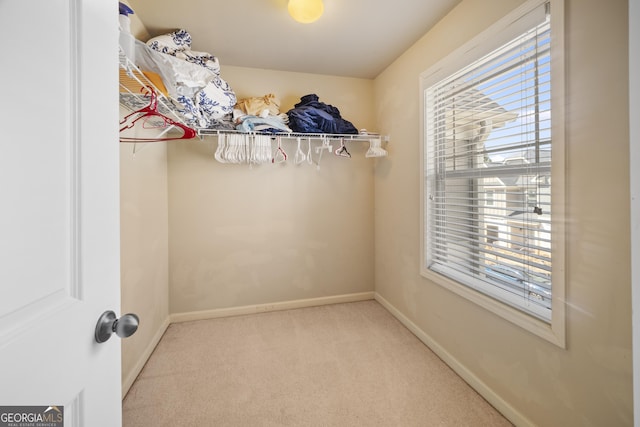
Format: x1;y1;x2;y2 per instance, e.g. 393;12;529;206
373;292;534;427
170;292;375;323
122;316;170;399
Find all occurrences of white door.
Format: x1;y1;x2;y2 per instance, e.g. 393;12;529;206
0;1;122;426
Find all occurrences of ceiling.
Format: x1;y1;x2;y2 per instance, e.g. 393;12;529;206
126;0;462;79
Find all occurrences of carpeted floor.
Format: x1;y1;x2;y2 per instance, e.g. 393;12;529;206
122;300;511;426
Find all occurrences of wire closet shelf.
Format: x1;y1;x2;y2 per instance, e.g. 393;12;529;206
118;49;389;146
119;50;187;126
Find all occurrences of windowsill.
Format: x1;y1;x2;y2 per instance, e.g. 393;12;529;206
420;268;566;348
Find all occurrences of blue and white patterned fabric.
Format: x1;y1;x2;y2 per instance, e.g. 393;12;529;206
145;29;236;126
146;29;192;55
195;77;236;121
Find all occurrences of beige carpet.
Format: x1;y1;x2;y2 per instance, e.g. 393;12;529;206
123;300;511;426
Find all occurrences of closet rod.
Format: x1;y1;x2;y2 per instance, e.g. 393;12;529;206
197;129;389;142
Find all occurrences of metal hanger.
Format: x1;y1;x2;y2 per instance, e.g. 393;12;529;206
334;138;351;158
119;86;196;142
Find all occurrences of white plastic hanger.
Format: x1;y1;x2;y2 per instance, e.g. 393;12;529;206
214;132;227;163
314;136;333;170
306;138;314;165
294;137;306;165
365;138;387;158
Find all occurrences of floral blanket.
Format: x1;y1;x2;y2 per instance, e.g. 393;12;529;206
143;29;236;128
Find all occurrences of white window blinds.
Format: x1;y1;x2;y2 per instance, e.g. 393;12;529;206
424;3;552;321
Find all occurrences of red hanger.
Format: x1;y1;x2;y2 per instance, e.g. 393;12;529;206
120;86;196;142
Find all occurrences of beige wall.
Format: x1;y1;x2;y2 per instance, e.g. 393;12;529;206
122;0;149;41
119;1;171;396
167;67;376;314
374;0;632;425
120;140;170;395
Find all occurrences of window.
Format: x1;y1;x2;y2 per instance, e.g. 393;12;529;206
486;190;495;206
420;0;565;345
486;225;499;244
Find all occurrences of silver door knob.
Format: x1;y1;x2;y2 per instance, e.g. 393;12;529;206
95;310;139;343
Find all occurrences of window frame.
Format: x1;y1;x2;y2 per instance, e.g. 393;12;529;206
419;0;565;347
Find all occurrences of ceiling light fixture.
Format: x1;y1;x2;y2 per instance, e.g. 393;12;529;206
288;0;324;24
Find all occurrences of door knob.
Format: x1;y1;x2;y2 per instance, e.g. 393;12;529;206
95;310;139;343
